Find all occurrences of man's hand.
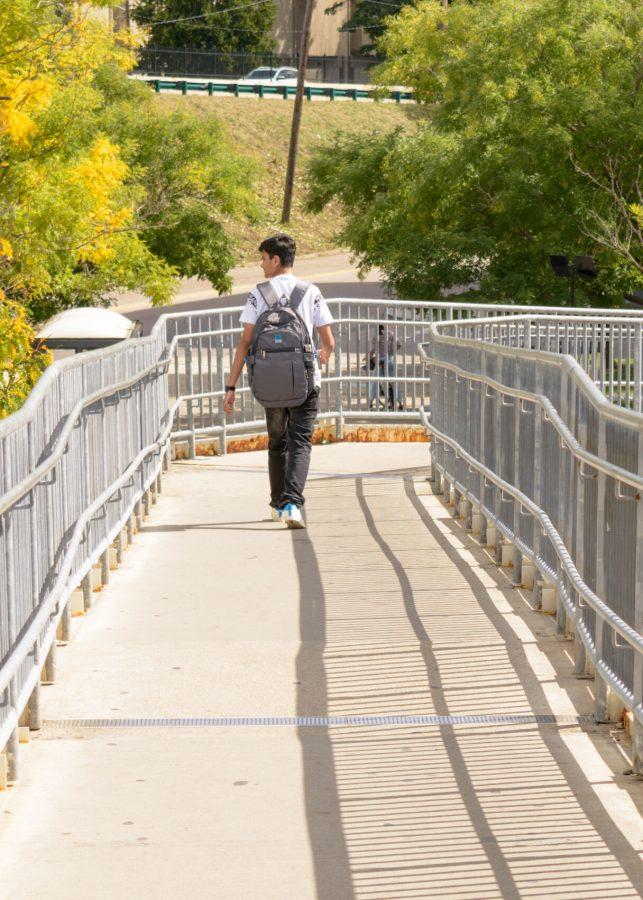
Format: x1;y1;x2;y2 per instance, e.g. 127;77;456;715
223;389;236;415
223;324;254;416
317;325;334;368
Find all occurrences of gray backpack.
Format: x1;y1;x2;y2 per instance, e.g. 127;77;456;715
247;280;315;408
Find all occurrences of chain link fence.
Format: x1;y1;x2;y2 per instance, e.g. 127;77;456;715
135;47;384;84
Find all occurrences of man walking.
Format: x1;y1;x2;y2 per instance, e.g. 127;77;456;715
369;323;403;411
223;235;334;529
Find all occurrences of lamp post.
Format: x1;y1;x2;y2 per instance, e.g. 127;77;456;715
549;255;598;306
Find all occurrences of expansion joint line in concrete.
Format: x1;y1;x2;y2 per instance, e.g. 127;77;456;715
44;714;595;729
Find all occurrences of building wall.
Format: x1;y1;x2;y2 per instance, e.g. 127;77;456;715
273;0;368;56
273;0;297;55
83;1;134;32
94;0;368;57
83;4;112;27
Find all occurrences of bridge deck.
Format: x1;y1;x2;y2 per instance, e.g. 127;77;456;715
0;444;640;899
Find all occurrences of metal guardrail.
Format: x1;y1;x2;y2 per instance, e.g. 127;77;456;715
163;299;434;455
164;301;643;456
419;315;643;772
2;297;643;781
450;315;643;412
0;331;172;777
143;77;414;103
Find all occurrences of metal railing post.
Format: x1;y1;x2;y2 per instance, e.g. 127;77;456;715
2;451;19;780
634;321;642;414
101;548;110;587
634;421;643;773
512;378;523;583
43;641;56;685
185;338;196;459
27;679;41;731
216;316;226;455
532;383;544;588
594;415;609;722
335;316;344;440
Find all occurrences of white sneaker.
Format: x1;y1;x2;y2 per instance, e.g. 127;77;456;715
283;503;305;529
271;507;284;523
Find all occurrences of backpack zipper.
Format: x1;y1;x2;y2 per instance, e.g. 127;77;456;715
261;347;300;357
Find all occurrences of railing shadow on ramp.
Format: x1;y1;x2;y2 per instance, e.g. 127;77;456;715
287;467;642;899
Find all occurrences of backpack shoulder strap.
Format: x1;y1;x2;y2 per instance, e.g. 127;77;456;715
288;281;310;313
256;280;281;308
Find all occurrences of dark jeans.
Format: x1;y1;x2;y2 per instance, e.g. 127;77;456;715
266;389;319;509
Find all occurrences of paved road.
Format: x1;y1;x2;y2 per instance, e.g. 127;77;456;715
114;253;391;335
1;444;640;899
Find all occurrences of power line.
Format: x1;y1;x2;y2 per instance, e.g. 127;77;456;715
331;0;404;7
144;26;305;34
137;0;276;27
144;22;298;33
138;0;403;29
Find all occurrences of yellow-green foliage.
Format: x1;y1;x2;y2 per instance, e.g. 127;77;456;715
0;289;51;419
0;1;257;325
0;2;175;315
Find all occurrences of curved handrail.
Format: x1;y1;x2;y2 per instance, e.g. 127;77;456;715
419;315;643;427
419;408;643;660
0;425;171;697
418;349;643;489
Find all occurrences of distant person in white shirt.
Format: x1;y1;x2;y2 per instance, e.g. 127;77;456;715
369;324;402;410
223;235;335;528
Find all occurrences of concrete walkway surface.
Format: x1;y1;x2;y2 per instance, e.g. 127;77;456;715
0;444;641;899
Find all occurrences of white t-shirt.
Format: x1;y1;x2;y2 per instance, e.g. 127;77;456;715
239;275;334;389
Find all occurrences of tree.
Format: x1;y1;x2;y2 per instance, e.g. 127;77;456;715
0;0;257;323
92;65;259;308
307;0;643;305
325;0;452;56
132;0;276;55
325;0;409;56
0;288;51;418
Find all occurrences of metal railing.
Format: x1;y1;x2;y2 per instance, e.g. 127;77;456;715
420;314;643;772
163;299;436;455
2;297;643;780
142;77;414;103
163;301;643;455
0;330;171;776
450;315;643;412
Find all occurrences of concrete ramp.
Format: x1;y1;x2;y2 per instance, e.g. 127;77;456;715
0;444;640;899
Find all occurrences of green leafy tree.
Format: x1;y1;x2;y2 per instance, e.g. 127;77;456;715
91;65;259;307
0;0;258;323
132;0;276;55
308;0;643;305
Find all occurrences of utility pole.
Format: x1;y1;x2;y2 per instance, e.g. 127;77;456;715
281;0;316;224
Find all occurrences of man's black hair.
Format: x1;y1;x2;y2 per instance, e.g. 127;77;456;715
259;234;296;268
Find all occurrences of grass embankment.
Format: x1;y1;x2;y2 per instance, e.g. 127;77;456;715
157;94;416;263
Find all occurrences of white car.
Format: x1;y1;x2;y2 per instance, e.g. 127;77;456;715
240;66;299;84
